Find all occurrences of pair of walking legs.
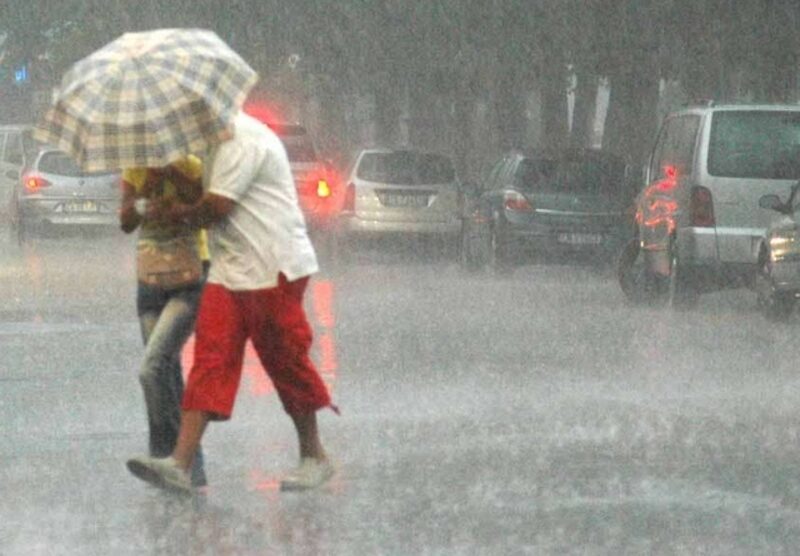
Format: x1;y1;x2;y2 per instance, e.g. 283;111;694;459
137;282;206;486
143;277;334;491
172;409;326;472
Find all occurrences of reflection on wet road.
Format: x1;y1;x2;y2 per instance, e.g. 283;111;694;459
3;233;800;554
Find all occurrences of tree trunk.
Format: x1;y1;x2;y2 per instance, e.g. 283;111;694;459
603;66;660;169
374;75;403;148
540;71;569;153
570;70;597;149
494;69;527;152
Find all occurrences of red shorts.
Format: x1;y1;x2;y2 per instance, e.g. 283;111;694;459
182;275;331;420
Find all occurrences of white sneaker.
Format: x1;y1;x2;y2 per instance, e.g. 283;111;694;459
280;457;334;491
127;456;192;495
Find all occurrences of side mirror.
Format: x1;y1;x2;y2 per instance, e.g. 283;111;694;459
759;194;787;213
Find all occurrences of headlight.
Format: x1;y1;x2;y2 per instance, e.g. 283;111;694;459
770;230;800;261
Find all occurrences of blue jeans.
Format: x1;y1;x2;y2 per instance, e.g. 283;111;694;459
137;279;206;486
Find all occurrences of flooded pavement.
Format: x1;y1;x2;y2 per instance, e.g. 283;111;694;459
3;233;800;554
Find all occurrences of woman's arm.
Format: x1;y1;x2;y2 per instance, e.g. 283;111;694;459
119;180;141;234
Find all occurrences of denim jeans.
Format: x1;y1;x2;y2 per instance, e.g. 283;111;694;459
137;279;206;486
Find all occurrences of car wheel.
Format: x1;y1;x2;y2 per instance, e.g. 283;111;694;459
617;237;653;304
15;217;28;245
756;254;795;322
459;222;485;272
489;225;513;274
666;240;698;309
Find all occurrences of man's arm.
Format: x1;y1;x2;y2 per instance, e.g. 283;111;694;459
158;192;235;229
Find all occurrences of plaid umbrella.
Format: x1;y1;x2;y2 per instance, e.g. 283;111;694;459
34;28;258;172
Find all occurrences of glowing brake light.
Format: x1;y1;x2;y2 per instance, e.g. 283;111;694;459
23;173;51;194
503;190;533;212
655;165;679;192
316;179;331;198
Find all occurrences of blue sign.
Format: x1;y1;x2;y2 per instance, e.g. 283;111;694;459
14;64;28;84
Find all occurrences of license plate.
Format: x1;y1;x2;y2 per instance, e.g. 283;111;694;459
63;200;98;213
381;193;430;208
557;232;602;245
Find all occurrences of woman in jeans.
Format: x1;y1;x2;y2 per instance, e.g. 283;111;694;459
119;156;208;486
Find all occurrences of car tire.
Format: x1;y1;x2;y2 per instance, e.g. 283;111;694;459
489;224;513;275
666;240;699;309
617;237;653;304
756;254;796;322
459;223;486;272
15;217;28;245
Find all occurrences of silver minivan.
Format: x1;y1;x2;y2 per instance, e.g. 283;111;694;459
618;103;800;306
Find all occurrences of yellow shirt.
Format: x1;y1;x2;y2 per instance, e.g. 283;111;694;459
122;156;210;261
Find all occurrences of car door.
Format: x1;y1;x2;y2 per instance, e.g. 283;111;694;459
0;131;16;220
640;116;700;252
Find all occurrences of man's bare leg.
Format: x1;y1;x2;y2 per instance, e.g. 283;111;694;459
280;411;332;490
172;409;210;472
290;411;327;461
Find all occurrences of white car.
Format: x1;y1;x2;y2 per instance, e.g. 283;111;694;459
336;149;463;245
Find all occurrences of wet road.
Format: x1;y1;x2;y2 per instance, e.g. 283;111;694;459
3;231;800;555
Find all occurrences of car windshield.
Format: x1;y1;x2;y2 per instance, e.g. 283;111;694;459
37;152;111;177
515;155;625;195
271;125;318;163
356;151;455;184
708;111;800;179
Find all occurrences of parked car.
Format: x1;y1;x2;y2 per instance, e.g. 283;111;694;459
265;121;341;231
0;124;36;235
618;102;800;307
336;148;463;250
755;181;800;321
461;148;634;273
11;148;120;242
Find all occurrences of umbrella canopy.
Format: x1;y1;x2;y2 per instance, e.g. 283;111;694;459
34;28;258;172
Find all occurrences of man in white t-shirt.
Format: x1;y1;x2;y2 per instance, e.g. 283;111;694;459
127;112;336;494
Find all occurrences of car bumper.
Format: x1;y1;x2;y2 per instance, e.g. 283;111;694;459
502;224;628;259
20;199;118;227
768;258;800;292
338;214;461;236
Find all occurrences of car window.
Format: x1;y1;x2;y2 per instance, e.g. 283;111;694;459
649;115;700;181
278;134;318;163
484;158;508;190
708;111;800;179
270;125;318;163
36;151;113;177
4;133;24;165
515;155;626;195
356;151;455;184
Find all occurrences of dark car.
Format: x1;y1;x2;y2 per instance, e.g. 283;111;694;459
266;121;341;231
461;148;635;272
11;148;120;242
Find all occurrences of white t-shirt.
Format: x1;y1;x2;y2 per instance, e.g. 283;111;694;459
204;112;318;290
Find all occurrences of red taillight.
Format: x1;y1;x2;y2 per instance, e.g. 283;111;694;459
503;190;533;212
316;179;331;198
343;183;356;212
23;174;51;194
690;186;715;227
